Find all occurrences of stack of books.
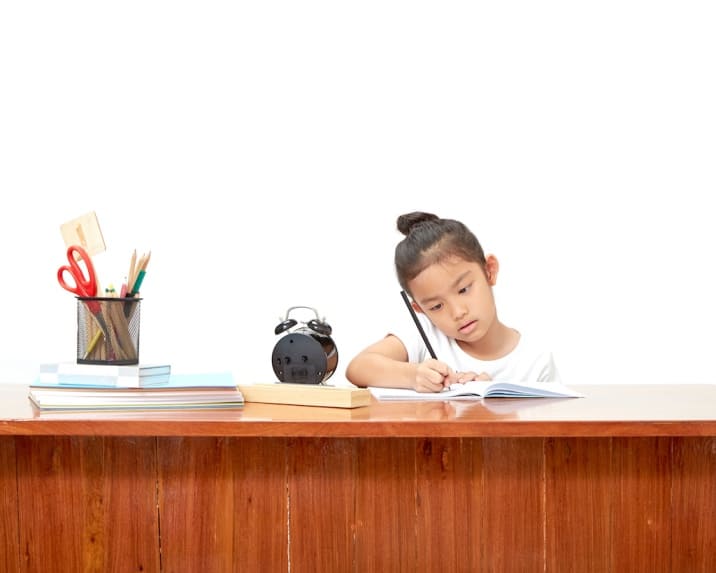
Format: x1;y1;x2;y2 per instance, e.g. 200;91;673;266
30;362;244;411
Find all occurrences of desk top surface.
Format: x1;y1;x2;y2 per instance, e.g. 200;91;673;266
1;383;716;437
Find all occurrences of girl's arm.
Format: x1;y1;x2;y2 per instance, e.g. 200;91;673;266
346;334;454;392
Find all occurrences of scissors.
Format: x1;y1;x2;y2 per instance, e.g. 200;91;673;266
57;245;113;357
57;245;99;299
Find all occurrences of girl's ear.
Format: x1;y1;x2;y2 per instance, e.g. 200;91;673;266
485;255;499;286
411;301;424;314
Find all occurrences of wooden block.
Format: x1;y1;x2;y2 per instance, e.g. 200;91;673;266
238;383;371;409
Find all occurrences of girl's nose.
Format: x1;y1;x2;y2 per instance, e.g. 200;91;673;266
452;302;468;321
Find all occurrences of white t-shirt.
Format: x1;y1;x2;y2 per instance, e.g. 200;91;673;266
391;312;561;383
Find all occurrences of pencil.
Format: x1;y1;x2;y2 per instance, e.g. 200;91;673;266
83;329;103;360
127;250;137;294
128;251;150;294
400;290;437;360
130;270;146;296
140;250;151;272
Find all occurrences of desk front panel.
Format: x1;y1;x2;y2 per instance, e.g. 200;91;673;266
1;435;715;572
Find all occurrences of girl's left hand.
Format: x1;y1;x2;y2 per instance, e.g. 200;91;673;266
455;371;491;384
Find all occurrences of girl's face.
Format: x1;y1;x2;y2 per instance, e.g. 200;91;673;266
408;255;498;344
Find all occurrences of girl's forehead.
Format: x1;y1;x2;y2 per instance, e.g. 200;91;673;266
410;258;485;296
420;255;478;274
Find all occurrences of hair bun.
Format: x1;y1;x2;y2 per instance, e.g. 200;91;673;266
396;211;439;236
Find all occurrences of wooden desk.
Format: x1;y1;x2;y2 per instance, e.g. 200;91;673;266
1;383;715;572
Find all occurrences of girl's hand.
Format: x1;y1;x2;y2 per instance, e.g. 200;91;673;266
454;371;491;384
414;359;453;392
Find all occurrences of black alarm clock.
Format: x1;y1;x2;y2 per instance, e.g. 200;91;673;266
272;306;338;384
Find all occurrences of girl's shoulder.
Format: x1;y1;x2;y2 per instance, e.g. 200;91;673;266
512;331;555;356
511;332;561;382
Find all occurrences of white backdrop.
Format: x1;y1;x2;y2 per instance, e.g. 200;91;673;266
1;1;714;386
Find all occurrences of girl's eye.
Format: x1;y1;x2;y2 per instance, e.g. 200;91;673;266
429;303;443;312
458;283;472;295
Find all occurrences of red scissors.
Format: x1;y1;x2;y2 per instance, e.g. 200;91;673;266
57;245;124;360
57;245;99;300
57;244;113;357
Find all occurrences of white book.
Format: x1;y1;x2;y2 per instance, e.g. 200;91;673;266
37;362;171;388
369;381;584;401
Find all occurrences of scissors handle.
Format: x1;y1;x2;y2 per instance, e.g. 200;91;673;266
56;267;82;296
56;245;98;298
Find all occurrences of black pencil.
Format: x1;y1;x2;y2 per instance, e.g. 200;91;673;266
400;290;437;360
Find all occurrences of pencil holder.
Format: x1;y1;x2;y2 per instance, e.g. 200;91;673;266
76;297;141;365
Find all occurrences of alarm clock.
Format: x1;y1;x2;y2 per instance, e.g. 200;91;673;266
272;306;338;384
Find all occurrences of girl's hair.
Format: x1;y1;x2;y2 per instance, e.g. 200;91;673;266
395;211;486;293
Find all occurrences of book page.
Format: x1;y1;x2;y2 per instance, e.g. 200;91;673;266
369;381;584;401
464;381;584;398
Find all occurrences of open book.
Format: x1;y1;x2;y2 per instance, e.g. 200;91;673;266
369;381;584;401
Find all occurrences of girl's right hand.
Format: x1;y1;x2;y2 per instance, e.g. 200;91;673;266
414;359;453;393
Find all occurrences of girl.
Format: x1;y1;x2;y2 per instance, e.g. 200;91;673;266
346;211;560;392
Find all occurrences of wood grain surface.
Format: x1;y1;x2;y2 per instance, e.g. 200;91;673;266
1;435;715;571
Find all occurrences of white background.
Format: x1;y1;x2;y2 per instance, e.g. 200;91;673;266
1;1;714;386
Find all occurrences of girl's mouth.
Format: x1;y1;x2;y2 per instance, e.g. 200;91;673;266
459;320;477;334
